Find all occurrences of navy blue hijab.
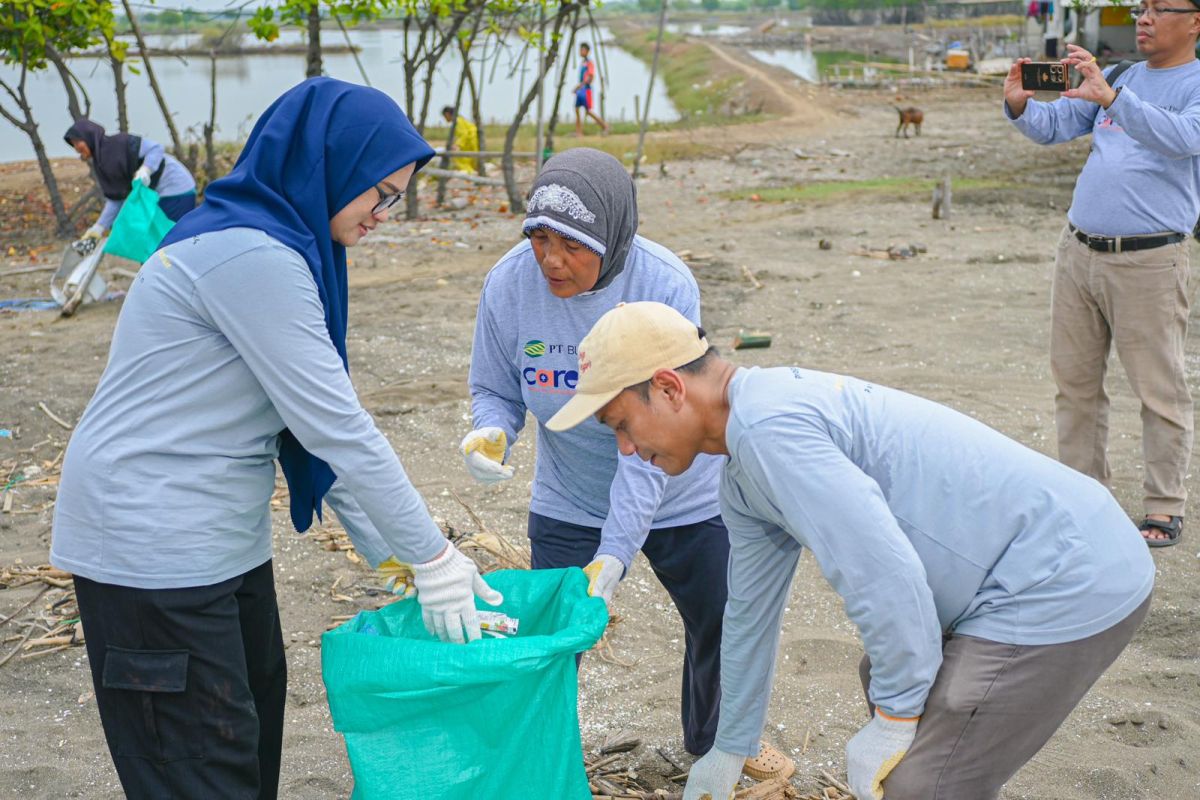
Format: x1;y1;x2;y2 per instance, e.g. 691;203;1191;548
161;78;434;532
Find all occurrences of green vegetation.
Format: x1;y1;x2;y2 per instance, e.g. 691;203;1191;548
616;28;761;125
723;177;1032;203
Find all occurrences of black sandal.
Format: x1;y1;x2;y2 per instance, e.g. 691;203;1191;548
1141;516;1183;548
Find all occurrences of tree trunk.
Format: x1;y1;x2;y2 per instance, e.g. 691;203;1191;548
437;10;484;206
306;3;323;78
204;50;218;184
633;0;669;179
0;72;70;234
503;5;575;212
436;58;473;206
545;8;580;157
106;35;129;133
464;43;485;174
121;0;184;158
45;45;89;122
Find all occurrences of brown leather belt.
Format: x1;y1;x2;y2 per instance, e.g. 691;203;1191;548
1069;224;1185;254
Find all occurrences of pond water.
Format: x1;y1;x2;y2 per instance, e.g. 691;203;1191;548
748;48;820;83
0;27;677;163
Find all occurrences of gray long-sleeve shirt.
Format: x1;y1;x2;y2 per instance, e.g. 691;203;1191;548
468;237;722;567
714;367;1154;756
51;228;446;588
97;137;197;229
1007;59;1200;236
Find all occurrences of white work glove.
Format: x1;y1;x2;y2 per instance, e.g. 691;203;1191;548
582;553;624;605
682;746;746;800
133;165;152;186
461;427;514;485
411;544;503;644
81;224;105;240
846;712;919;800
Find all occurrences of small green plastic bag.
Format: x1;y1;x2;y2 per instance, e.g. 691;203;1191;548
322;568;608;800
103;181;175;264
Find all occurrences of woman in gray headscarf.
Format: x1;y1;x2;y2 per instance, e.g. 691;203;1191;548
459;148;794;781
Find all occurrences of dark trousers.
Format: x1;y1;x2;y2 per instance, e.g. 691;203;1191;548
74;560;287;800
528;511;730;755
158;191;197;222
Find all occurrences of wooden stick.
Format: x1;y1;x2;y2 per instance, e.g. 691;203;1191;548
19;643;71;660
656;746;686;774
37;402;74;431
0;264;56;277
741;264;764;289
0;585;50;630
585;754;622;774
0;623;38;668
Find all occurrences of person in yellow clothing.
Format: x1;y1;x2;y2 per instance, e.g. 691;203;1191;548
441;105;479;173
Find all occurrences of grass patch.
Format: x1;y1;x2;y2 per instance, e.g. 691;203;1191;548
813;50;901;72
613;25;761;125
425;121;730;164
723;176;1031;203
926;14;1023;29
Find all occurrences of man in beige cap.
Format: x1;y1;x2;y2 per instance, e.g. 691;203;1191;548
547;301;1153;800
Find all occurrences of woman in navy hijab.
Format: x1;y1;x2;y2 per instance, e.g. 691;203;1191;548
51;79;501;799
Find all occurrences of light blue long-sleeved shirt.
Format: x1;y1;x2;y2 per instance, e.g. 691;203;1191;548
469;237;722;567
51;228;446;588
97;137;196;229
1007;59;1200;236
714;367;1155;755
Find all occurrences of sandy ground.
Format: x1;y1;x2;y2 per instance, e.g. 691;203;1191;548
1;52;1198;800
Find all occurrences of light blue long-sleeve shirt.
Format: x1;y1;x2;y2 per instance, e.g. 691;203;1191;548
97;137;196;229
714;367;1154;756
1006;59;1200;236
469;237;722;567
51;228;446;588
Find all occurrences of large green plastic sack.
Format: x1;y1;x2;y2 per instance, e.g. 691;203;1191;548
103;181;175;264
322;567;608;800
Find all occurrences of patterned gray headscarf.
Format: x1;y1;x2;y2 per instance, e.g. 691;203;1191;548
523;148;637;293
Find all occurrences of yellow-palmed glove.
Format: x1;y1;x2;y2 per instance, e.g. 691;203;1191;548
377;556;416;599
461;427;515;485
846;710;918;799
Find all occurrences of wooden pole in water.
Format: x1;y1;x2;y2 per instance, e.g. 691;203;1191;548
633;0;669;179
536;5;547;172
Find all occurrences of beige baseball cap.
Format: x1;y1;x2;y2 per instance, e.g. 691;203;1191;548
546;301;709;432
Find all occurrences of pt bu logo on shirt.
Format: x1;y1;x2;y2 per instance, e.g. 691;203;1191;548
522;339;580;394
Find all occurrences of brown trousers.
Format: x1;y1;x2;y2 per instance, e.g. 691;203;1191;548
858;594;1150;800
1049;226;1194;516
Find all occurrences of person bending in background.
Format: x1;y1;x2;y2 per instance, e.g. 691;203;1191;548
65;119;197;239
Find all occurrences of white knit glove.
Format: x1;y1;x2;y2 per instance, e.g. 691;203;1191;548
133;165;152;186
411;545;503;644
582;553;624;605
683;747;745;800
461;427;514;485
81;223;105;240
846;712;919;800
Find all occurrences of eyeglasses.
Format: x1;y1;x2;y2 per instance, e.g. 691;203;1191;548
1130;5;1200;19
372;184;406;216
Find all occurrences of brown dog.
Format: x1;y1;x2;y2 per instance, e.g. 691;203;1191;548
894;106;923;138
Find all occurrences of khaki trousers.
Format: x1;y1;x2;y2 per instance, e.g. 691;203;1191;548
1050;225;1194;516
858;594;1150;800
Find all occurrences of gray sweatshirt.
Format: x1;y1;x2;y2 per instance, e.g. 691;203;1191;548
469;237;722;567
51;228;445;588
1007;59;1200;236
714;367;1154;755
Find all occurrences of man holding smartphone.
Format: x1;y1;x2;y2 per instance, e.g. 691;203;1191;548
1003;6;1200;548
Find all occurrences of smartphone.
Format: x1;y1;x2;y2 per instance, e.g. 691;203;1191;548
1021;62;1068;92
